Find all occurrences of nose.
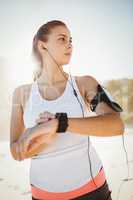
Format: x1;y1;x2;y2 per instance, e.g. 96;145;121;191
66;41;73;50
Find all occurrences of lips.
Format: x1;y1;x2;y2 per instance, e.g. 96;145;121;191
64;52;71;56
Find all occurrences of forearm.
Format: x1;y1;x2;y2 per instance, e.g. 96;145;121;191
67;113;124;137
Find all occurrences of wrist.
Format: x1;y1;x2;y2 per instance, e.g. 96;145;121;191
54;118;59;131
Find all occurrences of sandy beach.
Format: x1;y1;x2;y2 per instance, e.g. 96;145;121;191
0;125;133;200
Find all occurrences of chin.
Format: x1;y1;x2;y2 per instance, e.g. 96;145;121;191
64;57;71;64
62;60;70;65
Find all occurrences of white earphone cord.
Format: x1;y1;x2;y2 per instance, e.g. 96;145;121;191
44;48;133;200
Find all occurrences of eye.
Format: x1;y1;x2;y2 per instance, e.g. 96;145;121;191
59;37;72;44
59;37;65;41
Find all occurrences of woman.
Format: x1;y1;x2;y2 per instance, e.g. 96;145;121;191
10;20;124;200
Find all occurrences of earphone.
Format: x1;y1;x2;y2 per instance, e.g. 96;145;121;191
41;46;98;188
42;46;47;50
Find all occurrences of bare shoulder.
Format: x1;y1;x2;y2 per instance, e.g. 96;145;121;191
75;75;99;103
81;75;99;88
12;83;32;111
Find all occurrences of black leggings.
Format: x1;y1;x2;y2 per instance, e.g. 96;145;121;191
32;180;112;200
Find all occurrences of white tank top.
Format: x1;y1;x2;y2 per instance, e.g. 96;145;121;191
23;74;103;192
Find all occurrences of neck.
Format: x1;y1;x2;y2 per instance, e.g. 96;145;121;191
38;58;68;86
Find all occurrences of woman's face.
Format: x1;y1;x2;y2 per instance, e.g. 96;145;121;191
45;25;73;65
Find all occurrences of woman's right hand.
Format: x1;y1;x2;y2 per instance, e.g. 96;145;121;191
15;117;58;160
26;119;58;153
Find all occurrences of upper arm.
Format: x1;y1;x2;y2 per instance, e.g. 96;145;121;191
10;86;25;146
10;85;49;159
84;75;121;116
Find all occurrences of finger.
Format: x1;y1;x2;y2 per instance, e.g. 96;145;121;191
39;111;48;117
36;113;49;124
16;141;22;161
23;137;31;154
19;140;25;160
36;115;55;124
47;112;55;119
23;133;40;153
40;111;55;119
27;141;35;152
27;134;47;152
15;142;20;161
36;118;49;124
21;140;27;160
27;142;39;152
36;114;55;126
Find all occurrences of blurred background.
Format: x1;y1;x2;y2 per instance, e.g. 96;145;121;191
0;0;133;199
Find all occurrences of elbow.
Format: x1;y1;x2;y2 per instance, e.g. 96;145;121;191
10;150;25;161
10;143;23;161
10;143;16;160
10;148;19;161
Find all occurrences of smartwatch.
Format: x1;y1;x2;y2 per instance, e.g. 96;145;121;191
55;112;68;133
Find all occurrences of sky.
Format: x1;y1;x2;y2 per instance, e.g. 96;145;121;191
0;0;133;85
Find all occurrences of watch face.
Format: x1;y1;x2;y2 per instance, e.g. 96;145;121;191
55;113;67;118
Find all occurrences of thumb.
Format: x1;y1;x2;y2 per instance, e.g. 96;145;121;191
27;135;46;152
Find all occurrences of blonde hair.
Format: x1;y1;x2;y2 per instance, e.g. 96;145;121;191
32;20;67;81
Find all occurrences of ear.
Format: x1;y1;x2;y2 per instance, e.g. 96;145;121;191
37;40;47;52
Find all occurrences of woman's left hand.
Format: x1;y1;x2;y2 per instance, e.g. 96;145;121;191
35;111;56;124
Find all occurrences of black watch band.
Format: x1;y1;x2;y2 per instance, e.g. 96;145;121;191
55;112;68;133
